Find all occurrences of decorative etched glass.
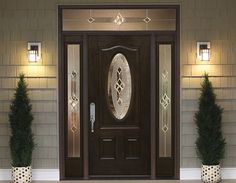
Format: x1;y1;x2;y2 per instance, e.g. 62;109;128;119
67;44;80;157
107;53;132;120
159;44;172;158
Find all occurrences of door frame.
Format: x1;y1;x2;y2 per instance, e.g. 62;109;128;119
58;4;180;180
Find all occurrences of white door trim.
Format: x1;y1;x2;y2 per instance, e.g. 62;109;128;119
0;169;59;180
180;168;236;180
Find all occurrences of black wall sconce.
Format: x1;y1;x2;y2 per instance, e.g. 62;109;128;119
28;42;41;62
197;42;210;61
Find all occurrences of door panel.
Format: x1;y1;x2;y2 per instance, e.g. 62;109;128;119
88;36;150;176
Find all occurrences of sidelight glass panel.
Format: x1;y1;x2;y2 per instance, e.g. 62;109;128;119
67;44;80;157
107;53;132;120
159;44;172;157
63;9;176;31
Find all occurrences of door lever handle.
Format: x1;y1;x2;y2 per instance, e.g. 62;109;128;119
90;103;95;133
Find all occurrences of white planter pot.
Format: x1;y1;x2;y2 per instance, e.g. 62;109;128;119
201;164;221;183
12;166;32;183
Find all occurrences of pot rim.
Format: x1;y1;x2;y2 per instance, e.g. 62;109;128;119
12;166;32;168
202;164;220;166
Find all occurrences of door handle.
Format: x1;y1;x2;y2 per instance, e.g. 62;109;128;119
90;103;95;133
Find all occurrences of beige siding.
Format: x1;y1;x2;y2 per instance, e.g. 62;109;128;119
0;0;236;169
181;0;236;168
0;0;58;168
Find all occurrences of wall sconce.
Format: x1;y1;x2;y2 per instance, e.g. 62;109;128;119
28;42;41;62
197;42;210;61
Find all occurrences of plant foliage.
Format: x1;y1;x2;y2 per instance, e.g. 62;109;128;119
9;74;35;167
195;73;226;165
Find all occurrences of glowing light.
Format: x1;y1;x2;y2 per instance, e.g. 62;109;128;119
197;42;210;61
28;42;41;62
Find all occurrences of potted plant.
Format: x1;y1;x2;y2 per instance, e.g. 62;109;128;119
9;74;35;183
195;73;226;183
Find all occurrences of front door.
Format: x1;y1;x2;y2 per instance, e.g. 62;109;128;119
88;35;150;177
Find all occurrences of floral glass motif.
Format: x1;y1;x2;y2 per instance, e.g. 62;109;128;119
88;17;95;23
160;70;170;134
108;53;132;120
143;16;151;23
143;9;151;23
69;70;79;134
87;10;95;23
114;13;125;25
114;67;125;105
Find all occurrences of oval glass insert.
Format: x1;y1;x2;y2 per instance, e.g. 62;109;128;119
107;53;132;120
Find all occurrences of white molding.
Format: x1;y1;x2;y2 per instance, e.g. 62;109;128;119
0;169;59;180
221;168;236;179
0;169;11;180
1;168;236;180
180;168;201;180
180;168;236;180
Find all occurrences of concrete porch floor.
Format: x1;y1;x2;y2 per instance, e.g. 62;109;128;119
0;181;235;183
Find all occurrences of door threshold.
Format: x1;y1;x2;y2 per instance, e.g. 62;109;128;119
89;175;150;179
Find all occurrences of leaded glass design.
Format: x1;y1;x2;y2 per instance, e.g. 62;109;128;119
88;17;95;23
114;13;125;25
115;67;125;105
88;10;95;23
143;16;151;23
159;44;172;158
108;53;132;120
68;45;81;157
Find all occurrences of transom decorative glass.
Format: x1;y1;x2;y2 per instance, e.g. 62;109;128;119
63;9;176;31
107;53;132;120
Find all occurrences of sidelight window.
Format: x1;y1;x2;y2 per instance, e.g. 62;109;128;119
67;44;81;157
159;44;172;158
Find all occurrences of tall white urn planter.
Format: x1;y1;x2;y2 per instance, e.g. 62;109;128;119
12;166;32;183
201;165;221;183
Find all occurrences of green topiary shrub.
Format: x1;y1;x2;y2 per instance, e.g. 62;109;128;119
195;73;226;165
9;73;35;167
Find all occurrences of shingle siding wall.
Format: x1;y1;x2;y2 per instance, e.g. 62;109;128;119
0;0;58;168
181;0;236;167
0;0;236;169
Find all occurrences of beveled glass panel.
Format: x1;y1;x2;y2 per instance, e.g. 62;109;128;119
63;9;176;31
107;53;132;120
67;44;80;157
159;44;172;158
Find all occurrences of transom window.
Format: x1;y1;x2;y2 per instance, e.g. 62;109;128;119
62;9;176;31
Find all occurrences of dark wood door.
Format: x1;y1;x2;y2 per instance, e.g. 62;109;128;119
88;35;151;177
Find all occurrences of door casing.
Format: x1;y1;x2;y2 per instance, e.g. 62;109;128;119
58;4;180;180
